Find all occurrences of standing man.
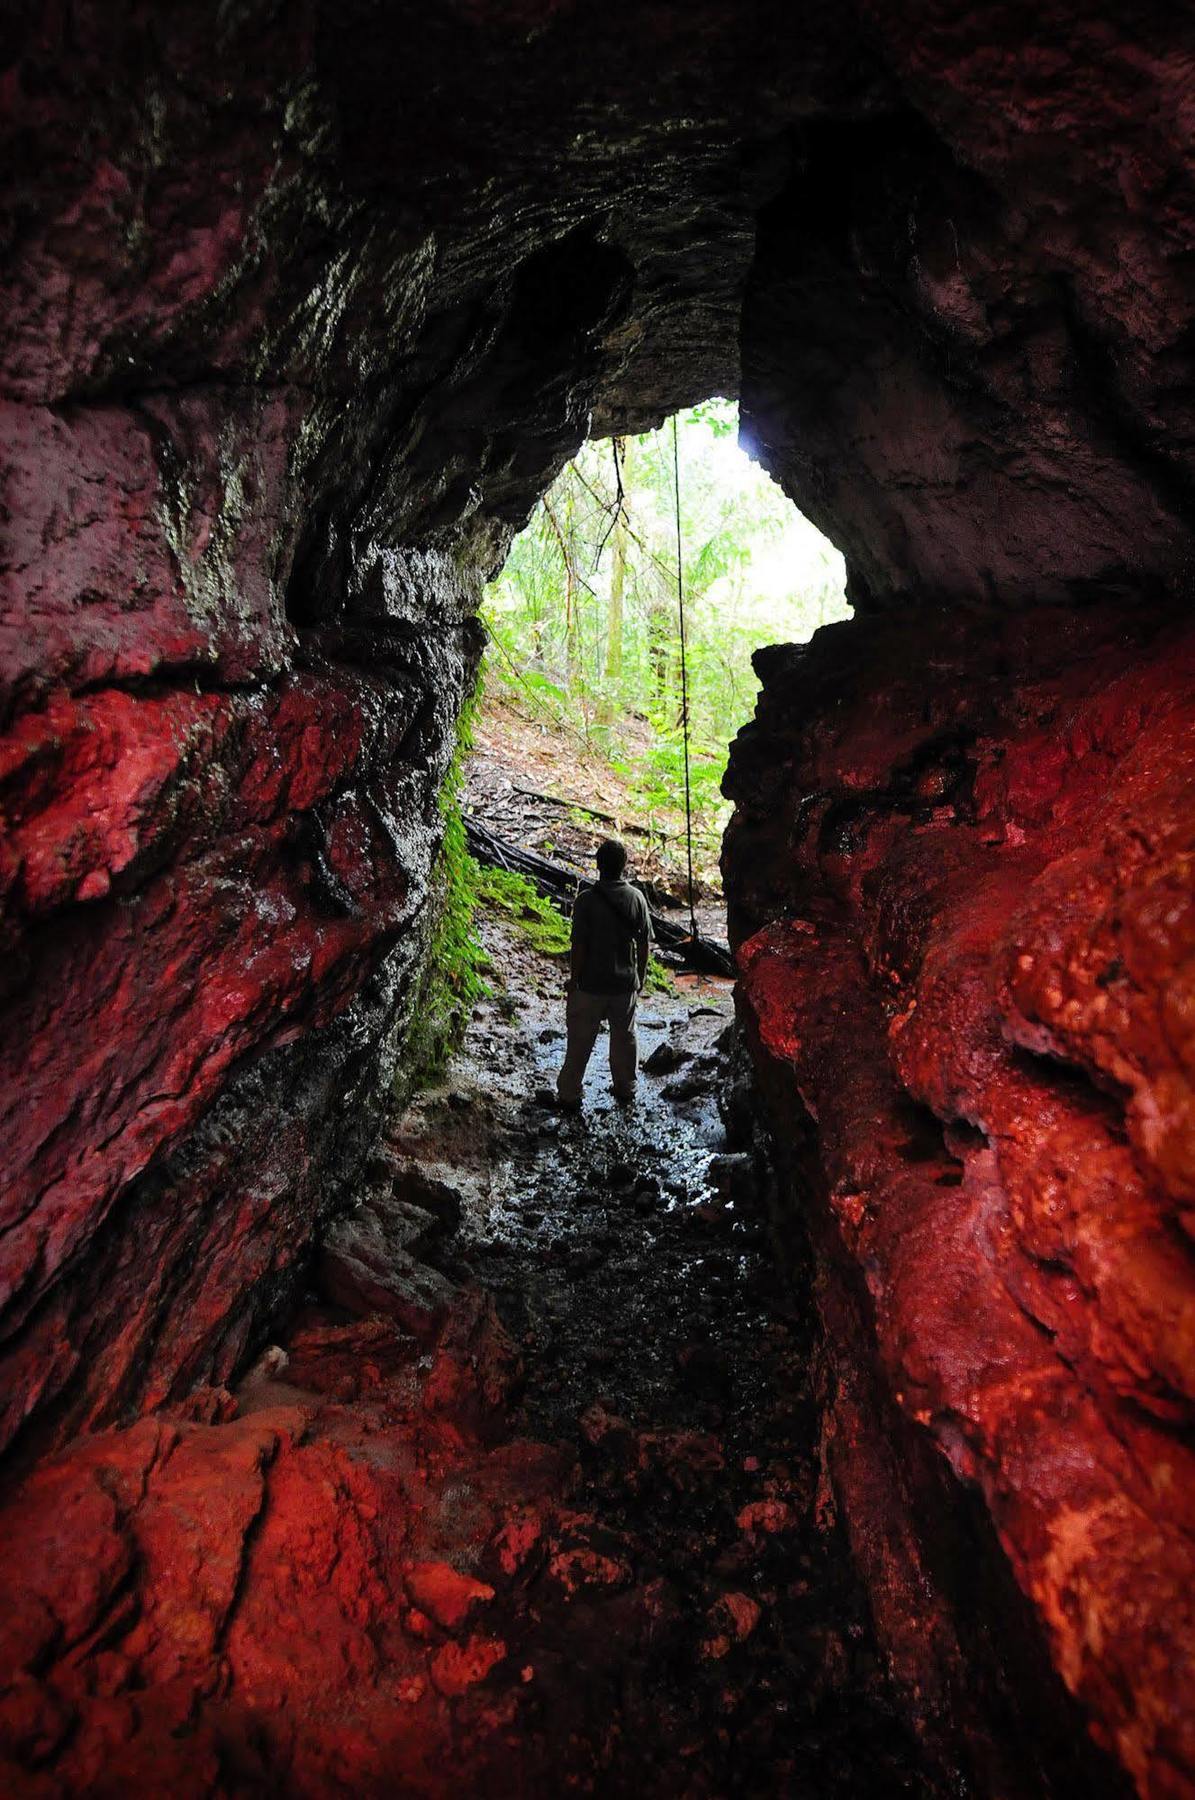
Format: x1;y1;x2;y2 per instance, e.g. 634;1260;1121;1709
554;838;651;1111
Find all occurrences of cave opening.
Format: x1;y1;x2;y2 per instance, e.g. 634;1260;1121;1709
470;397;851;935
2;6;1194;1798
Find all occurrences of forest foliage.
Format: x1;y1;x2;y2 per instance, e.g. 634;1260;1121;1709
482;400;850;872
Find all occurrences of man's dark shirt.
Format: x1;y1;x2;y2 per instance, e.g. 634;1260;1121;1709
571;878;651;994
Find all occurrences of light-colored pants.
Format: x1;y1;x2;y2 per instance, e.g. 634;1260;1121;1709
557;986;639;1103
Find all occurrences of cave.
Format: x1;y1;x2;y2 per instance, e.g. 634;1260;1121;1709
1;4;1193;1796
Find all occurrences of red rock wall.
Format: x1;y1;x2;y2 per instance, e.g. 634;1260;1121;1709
725;603;1195;1796
0;0;827;1458
3;4;1195;1792
0;5;476;1461
743;4;1195;610
729;20;1195;1785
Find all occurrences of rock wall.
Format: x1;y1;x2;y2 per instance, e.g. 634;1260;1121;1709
1;0;857;1459
742;3;1195;610
727;16;1195;1788
726;603;1195;1794
2;3;1195;1794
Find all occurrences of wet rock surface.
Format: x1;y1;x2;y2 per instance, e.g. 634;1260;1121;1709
0;0;834;1461
4;7;1195;1794
0;919;935;1798
726;602;1194;1799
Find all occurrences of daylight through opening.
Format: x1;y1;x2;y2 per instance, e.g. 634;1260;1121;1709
475;401;850;917
5;10;1195;1797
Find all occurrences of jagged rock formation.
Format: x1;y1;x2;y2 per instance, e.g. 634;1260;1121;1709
726;604;1195;1795
724;14;1195;1789
1;3;1193;1795
0;0;881;1462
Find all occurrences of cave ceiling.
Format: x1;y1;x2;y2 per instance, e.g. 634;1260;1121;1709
1;6;1194;1796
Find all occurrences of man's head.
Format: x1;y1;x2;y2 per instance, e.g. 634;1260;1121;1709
595;838;627;881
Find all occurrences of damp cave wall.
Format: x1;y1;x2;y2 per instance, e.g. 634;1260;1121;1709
1;5;1194;1797
724;13;1195;1794
0;0;814;1457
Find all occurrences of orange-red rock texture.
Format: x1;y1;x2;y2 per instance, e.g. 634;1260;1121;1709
0;1301;573;1798
3;2;1195;1794
727;604;1195;1796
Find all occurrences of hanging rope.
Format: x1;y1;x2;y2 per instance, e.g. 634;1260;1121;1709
671;413;699;941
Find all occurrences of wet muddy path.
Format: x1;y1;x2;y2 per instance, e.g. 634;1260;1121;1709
371;916;934;1796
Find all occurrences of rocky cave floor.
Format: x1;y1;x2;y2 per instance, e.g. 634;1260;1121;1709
2;913;939;1799
371;916;939;1796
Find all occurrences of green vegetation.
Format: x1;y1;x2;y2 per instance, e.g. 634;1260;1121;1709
408;818;676;1093
408;403;843;1089
403;696;492;1088
474;865;572;958
476;865;675;992
483;399;850;877
643;953;676;996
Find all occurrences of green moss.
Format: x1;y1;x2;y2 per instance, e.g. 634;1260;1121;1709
403;692;492;1089
403;687;676;1091
474;865;572;957
643;953;676;995
475;865;675;990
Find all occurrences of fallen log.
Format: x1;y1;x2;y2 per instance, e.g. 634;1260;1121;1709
465;815;582;894
464;813;735;978
510;784;669;843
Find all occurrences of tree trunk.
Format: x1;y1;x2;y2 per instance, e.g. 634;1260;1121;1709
543;495;578;691
598;437;629;727
648;562;675;708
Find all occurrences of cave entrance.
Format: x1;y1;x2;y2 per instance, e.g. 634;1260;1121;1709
468;400;850;937
380;401;926;1796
